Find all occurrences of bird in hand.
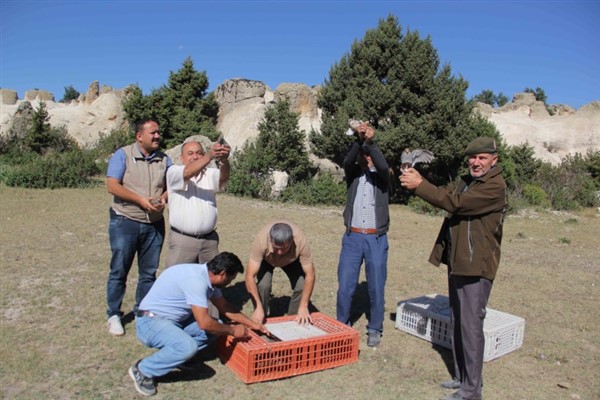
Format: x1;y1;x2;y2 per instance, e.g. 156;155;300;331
401;147;434;172
345;119;366;136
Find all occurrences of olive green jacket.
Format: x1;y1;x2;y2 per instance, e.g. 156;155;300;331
415;165;507;281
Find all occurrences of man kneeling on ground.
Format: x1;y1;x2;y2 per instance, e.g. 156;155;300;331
129;252;269;396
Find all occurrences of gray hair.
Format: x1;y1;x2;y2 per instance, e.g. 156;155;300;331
269;223;293;245
180;141;204;155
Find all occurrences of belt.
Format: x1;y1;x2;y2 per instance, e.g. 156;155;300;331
171;226;215;239
136;310;155;318
350;227;377;235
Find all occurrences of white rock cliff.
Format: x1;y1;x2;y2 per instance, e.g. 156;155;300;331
1;80;598;165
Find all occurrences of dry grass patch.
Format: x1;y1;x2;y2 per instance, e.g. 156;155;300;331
1;185;598;399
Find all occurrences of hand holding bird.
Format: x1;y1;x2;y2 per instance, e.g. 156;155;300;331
400;147;434;172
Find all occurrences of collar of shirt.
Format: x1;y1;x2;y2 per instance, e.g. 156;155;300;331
133;143;157;161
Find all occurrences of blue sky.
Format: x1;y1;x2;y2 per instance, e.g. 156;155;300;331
1;1;598;109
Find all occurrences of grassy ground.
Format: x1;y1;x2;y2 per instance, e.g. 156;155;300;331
1;184;598;399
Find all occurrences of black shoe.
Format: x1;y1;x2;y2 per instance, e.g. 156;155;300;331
129;360;157;396
367;331;381;348
440;378;461;389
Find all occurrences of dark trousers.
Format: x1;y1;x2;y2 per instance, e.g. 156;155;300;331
256;259;305;316
448;273;493;400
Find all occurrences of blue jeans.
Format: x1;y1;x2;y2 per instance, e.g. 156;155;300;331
136;315;215;378
336;232;388;333
107;209;165;317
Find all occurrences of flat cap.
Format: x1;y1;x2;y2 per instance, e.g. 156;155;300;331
465;136;498;155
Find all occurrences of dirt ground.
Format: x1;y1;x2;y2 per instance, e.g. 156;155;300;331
1;184;598;399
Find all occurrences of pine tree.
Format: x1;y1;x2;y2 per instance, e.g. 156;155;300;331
122;57;219;147
25;101;52;154
228;100;315;198
310;14;501;192
255;100;314;182
471;89;496;106
61;85;80;103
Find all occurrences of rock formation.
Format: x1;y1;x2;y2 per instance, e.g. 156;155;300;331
474;93;600;164
1;80;598;166
1;81;129;146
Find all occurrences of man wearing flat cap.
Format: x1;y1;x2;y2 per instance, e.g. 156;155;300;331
400;136;507;400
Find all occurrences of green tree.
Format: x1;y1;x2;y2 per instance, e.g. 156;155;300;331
471;90;509;107
23;102;77;155
583;149;600;185
25;101;52;154
310;14;501;197
61;85;80;103
496;92;509;107
122;57;219;148
472;89;496;106
508;142;543;185
255;100;314;182
524;87;547;105
228;100;316;198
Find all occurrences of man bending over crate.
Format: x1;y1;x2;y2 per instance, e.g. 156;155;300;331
245;220;316;326
129;252;269;396
400;137;507;400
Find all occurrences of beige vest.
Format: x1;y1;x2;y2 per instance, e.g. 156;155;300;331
111;143;168;223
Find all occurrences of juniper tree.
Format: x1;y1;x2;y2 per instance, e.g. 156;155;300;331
123;57;219;147
61;85;80;103
310;14;501;194
228;100;316;198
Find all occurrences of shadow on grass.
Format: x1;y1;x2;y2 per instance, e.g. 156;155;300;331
268;296;320;318
221;281;320;318
158;364;216;383
388;311;454;377
432;344;454;377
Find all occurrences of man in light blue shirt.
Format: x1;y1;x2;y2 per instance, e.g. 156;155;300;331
128;252;269;396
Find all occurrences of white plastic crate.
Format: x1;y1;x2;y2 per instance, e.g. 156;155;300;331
395;294;525;362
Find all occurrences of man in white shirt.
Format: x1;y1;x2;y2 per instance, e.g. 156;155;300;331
165;140;230;267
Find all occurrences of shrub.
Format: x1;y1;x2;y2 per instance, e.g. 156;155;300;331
536;154;599;210
506;189;526;214
2;150;101;189
92;128;135;172
582;149;600;187
94;129;134;158
281;173;347;206
226;168;272;200
522;184;551;208
407;196;446;216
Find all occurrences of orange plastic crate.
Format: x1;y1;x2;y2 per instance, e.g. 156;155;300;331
216;312;359;383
